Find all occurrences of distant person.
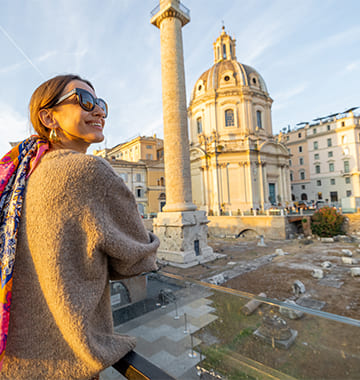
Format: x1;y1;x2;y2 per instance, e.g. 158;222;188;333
0;74;159;379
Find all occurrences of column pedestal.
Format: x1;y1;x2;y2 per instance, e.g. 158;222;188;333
153;210;218;267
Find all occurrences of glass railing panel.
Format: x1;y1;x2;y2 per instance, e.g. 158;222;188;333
113;273;360;380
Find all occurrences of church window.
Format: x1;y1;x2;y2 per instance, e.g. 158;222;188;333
256;110;263;129
225;109;235;127
222;44;226;58
217;46;220;60
252;78;257;84
196;117;203;133
229;44;233;57
224;75;230;81
198;85;202;91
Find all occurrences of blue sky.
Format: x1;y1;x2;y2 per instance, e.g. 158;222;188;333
0;0;359;157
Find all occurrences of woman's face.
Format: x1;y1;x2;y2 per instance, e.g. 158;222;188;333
51;79;106;153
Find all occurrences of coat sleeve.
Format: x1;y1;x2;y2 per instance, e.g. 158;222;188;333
93;157;160;279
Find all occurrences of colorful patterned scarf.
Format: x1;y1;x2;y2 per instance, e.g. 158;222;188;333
0;136;49;369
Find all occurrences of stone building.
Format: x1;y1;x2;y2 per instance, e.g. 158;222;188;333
281;108;360;209
93;135;165;215
188;27;291;214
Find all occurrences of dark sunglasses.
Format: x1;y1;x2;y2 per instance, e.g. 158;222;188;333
55;88;108;118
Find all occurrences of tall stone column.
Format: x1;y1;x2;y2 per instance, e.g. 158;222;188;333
151;0;215;266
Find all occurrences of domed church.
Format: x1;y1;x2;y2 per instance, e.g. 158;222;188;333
188;27;291;214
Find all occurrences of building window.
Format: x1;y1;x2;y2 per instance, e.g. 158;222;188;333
301;185;306;190
146;154;153;160
298;132;302;138
146;145;152;149
222;44;226;59
298;146;303;153
329;163;334;172
330;191;338;202
136;173;142;182
256;110;263;129
344;160;350;173
327;138;332;147
328;151;333;158
341;121;345;127
313;128;317;134
342;135;347;144
136;188;143;198
343;147;349;155
224;75;230;81
300;171;305;180
315;165;321;174
299;157;304;165
289;159;292;167
196;117;202;134
345;177;351;184
314;141;318;150
346;190;352;197
327;125;331;131
330;178;336;185
290;172;293;181
225;109;235;127
317;180;322;186
314;153;319;160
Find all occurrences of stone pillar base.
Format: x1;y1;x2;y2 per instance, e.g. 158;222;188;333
153;210;218;267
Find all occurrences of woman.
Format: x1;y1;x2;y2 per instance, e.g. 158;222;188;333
0;74;159;379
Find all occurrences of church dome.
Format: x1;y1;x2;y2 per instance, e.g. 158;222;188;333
190;27;269;105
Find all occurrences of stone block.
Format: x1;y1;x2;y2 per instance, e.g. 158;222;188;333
342;257;354;265
320;237;334;243
321;261;332;269
350;268;360;277
279;300;304;320
341;249;353;257
312;269;324;279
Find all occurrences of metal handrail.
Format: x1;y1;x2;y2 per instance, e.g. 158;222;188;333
113;350;175;379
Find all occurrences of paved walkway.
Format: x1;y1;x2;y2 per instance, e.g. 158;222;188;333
100;286;217;379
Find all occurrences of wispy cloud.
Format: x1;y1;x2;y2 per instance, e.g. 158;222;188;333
272;82;309;110
345;61;360;72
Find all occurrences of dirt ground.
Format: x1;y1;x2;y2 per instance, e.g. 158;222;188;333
163;235;360;379
164;235;360;319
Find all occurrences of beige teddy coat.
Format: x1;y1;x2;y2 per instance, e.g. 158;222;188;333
0;150;159;379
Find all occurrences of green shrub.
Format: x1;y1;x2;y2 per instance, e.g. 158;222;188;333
311;207;345;237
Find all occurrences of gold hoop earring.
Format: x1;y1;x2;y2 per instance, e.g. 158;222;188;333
49;128;60;143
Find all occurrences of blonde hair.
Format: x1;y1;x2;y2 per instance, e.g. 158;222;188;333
29;74;94;140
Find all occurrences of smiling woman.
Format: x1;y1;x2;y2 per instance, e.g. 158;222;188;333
0;74;159;379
